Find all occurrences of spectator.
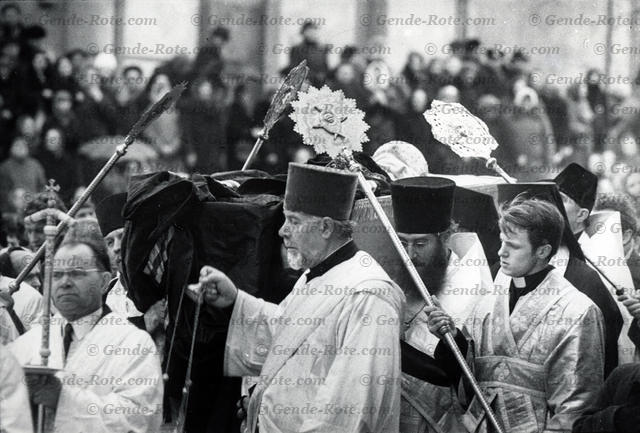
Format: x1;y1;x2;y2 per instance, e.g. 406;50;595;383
19;25;46;66
225;83;253;170
141;70;189;172
565;82;595;167
22;190;67;252
502;86;556;180
41;88;82;152
74;65;118;144
328;62;369;110
180;76;227;173
20;50;54;115
0;136;46;208
66;48;89;77
289;20;329;87
51;55;80;95
0;213;24;249
586;68;609;152
0;3;23;41
114;65;146;134
193;26;229;82
15;114;39;154
398;89;433;160
401;51;427;91
0;54;20;120
36;127;79;203
594;193;640;290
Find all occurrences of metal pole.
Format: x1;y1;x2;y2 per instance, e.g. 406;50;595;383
355;172;505;433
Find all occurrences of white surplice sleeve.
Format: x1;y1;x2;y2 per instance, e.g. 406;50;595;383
0;349;34;433
543;304;605;433
298;283;402;433
224;290;281;377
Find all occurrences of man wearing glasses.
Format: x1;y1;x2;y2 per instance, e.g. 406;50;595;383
8;219;163;433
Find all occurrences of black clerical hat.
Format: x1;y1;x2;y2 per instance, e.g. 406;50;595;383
391;177;455;234
284;163;357;220
553;163;598;211
95;193;126;236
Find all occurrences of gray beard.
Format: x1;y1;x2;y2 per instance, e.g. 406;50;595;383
287;249;305;271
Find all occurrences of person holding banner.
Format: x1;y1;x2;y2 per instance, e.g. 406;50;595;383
426;196;605;433
187;162;405;433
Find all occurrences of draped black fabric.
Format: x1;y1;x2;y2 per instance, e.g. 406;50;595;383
120;171;290;433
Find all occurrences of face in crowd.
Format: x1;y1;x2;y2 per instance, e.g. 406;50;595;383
52;243;111;321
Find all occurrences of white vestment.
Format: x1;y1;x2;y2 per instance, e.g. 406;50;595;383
0;348;33;433
578;210;639;364
1;276;43;330
9;310;163;433
461;269;604;433
225;250;405;433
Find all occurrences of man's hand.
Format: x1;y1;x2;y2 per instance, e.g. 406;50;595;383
187;266;238;308
25;374;61;409
617;293;640;320
424;298;457;340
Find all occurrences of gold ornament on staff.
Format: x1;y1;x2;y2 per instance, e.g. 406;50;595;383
424;99;626;295
241;60;309;170
6;83;187;296
290;86;506;433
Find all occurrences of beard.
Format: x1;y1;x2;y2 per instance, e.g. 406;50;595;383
414;245;450;296
286;249;306;271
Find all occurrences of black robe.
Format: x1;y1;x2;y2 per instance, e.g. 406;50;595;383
572;363;640;432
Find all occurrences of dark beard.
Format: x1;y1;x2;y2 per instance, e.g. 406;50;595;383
414;246;450;296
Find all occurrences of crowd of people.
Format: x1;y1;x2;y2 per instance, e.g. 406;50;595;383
2;3;640;433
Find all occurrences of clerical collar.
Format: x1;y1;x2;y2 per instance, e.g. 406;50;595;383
511;264;554;289
306;241;358;281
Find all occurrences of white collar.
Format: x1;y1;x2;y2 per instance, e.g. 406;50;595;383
65;307;103;341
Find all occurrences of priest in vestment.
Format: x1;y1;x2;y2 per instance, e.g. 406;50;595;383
390;177;493;433
426;196;605;433
9;219;163;433
188;163;405;433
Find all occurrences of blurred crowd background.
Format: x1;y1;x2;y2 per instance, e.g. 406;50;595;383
2;1;640;250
